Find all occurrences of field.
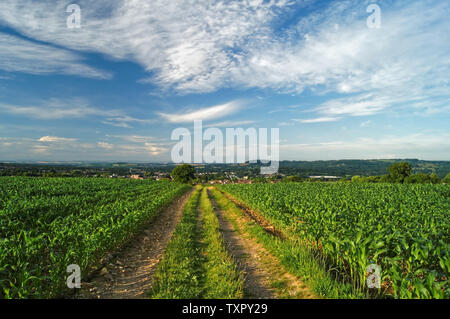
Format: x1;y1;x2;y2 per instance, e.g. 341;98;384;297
218;183;450;298
0;177;448;299
0;177;189;298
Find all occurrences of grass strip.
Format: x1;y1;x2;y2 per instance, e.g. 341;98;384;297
149;186;202;299
199;188;244;298
210;187;364;299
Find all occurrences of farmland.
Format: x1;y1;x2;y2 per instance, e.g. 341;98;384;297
0;177;189;298
0;176;448;299
218;183;450;298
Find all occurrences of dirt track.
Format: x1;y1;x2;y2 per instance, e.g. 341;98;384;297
209;188;314;299
76;190;192;299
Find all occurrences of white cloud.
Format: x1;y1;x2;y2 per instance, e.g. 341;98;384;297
145;143;167;156
0;99;119;119
103;115;156;127
293;117;340;123
38;136;78;142
158;101;242;123
238;0;449;118
101;121;131;128
360;120;371;128
0;0;447;116
0;99;155;128
0;136;171;161
97;142;113;150
0;0;291;91
203;120;256;128
109;135;158;143
0;33;111;79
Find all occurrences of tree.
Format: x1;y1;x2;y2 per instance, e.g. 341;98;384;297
404;173;431;184
429;173;440;184
352;175;363;183
379;174;393;183
387;162;412;183
171;164;196;184
283;176;303;182
442;173;450;184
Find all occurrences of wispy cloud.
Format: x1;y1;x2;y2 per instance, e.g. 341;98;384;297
108;135;159;143
0;99;155;129
0;0;291;91
360;120;371;128
39;136;78;142
203;120;256;128
97;141;113;150
0;136;171;160
0;99;119;119
0;33;111;79
293;117;340;124
102;115;156;128
157;101;242;123
1;0;448;113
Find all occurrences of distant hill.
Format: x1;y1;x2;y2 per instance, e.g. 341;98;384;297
198;159;450;178
276;159;450;178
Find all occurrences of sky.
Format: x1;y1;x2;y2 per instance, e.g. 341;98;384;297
0;0;449;162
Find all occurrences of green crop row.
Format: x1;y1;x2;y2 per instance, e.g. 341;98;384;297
218;183;449;299
0;177;190;298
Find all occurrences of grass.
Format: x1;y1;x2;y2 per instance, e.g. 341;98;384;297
149;186;244;299
199;187;244;298
149;186;203;298
210;187;365;299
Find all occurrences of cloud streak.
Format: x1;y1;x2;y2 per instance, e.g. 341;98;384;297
157;101;242;123
0;33;111;79
39;136;78;142
0;99;155;128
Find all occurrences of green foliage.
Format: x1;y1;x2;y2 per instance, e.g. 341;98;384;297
0;177;190;299
219;183;450;299
282;176;303;182
199;188;244;298
352;175;380;183
429;173;441;184
171;164;196;184
404;173;432;184
351;163;446;184
388;162;412;183
150;187;202;299
210;188;358;299
150;187;244;299
379;174;393;183
443;173;450;184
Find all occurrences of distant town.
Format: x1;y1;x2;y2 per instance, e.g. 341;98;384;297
1;159;449;184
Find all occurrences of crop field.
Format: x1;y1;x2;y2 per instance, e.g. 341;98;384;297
0;177;189;298
0;177;448;300
218;183;450;298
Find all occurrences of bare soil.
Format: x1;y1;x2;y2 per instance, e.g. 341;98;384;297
75;190;193;299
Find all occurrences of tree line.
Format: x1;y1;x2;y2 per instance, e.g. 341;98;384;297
351;162;450;184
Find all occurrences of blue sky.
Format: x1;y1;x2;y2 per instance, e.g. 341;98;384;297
0;0;449;162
